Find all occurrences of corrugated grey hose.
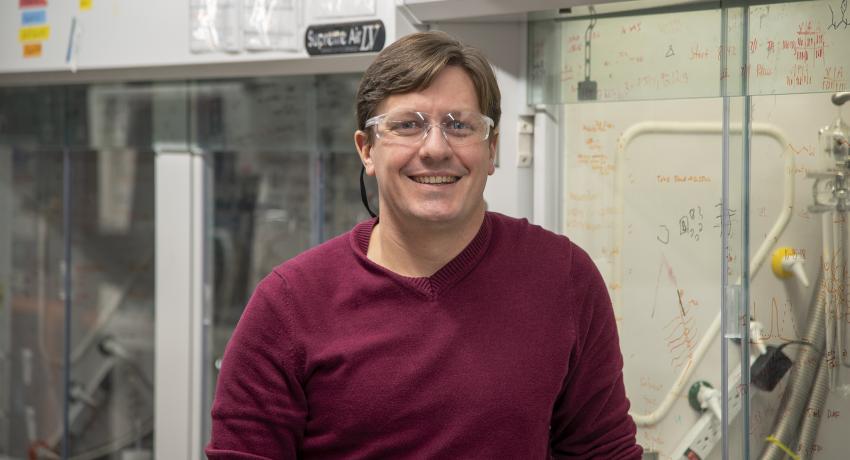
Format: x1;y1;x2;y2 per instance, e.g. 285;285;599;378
759;269;826;460
797;357;829;459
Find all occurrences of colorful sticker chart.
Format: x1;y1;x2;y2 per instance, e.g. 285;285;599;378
18;0;48;59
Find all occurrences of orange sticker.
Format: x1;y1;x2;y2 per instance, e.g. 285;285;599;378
23;42;42;58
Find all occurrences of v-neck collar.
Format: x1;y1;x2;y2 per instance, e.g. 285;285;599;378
350;213;493;299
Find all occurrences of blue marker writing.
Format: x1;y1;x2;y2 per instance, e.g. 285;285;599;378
66;17;77;63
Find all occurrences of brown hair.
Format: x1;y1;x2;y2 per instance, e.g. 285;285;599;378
355;31;501;141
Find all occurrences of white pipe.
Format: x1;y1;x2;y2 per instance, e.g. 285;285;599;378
615;121;795;426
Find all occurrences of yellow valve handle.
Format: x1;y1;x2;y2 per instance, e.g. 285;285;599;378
771;247;797;278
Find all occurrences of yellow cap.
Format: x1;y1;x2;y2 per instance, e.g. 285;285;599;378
771;247;796;278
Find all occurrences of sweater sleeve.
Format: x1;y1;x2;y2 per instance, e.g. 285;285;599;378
206;271;307;459
549;247;642;459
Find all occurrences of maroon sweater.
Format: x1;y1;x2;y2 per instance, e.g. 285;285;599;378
207;212;641;459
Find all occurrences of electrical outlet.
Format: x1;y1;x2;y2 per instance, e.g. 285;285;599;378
673;365;745;459
674;411;722;460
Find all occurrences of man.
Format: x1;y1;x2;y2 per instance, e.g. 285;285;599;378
207;31;641;459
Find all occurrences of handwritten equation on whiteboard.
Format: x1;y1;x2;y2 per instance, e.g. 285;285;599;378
559;0;850;102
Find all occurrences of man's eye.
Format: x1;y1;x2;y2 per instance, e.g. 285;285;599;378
443;119;477;137
446;120;469;130
386;120;424;133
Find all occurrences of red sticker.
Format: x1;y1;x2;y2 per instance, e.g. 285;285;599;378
20;0;47;8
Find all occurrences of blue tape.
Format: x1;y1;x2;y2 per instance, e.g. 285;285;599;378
22;9;47;26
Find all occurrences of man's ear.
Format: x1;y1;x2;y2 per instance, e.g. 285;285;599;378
354;130;375;176
487;131;498;175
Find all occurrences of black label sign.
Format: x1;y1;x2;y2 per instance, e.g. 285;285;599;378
305;20;385;56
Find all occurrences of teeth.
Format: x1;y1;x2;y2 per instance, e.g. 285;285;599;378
412;176;458;184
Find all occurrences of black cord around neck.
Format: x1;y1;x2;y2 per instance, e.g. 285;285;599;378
360;166;377;218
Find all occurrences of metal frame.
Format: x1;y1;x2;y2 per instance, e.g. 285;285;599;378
0;55;377;86
154;145;208;459
0;147;11;454
532;106;561;233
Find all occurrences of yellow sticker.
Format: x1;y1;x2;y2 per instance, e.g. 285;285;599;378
23;42;43;58
80;0;92;10
19;26;50;42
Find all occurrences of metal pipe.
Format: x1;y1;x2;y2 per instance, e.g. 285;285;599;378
831;92;850;107
797;357;829;459
832;209;847;385
759;269;826;460
825;211;838;388
62;147;72;460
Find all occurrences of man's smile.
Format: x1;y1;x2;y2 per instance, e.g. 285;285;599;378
409;175;461;184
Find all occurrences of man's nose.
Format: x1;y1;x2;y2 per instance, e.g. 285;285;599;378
419;124;453;160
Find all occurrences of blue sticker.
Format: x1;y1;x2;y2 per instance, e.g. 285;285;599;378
22;9;47;26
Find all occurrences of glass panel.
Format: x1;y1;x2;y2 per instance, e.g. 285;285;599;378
196;73;372;448
744;0;850;97
529;0;850;106
528;17;561;106
61;144;156;458
544;1;850;457
65;83;164;458
743;1;850;458
745;80;850;459
0;83;162;458
0;87;66;149
0;146;66;458
560;97;731;458
0;86;69;457
529;2;725;105
749;94;850;458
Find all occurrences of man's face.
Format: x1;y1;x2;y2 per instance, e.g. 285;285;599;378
355;66;497;228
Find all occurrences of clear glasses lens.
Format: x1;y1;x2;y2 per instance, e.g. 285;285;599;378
372;110;491;147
